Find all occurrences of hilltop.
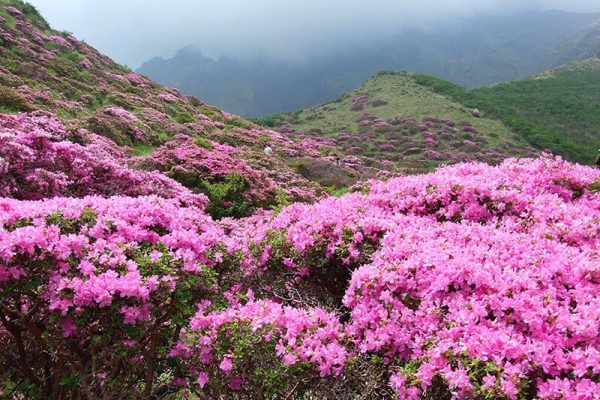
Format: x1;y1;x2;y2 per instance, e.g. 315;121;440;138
257;71;537;173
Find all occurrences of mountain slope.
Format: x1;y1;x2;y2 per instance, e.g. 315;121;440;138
256;71;537;173
409;59;600;164
138;10;600;117
0;0;383;215
557;20;600;62
469;59;600;163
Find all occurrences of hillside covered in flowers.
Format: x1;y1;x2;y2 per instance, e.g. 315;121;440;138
1;1;599;399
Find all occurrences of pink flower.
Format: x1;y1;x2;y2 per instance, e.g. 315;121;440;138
197;372;209;388
62;319;77;338
219;356;233;372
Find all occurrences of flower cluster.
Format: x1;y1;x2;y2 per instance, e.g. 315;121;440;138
173;296;348;394
0;111;207;207
157;92;179;103
139;134;280;210
0;194;224;395
215;155;599;398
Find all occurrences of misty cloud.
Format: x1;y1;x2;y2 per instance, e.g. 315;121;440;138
27;0;600;68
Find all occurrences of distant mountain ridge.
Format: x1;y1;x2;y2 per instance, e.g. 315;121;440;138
557;20;600;61
138;9;600;117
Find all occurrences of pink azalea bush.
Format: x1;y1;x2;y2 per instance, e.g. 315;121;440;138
140;134;279;217
0;195;225;397
0;111;207;207
212;155;599;398
172;295;349;396
157;92;179;103
1;114;599;400
345;217;599;399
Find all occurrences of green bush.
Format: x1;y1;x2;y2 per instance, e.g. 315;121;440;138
0;86;34;112
202;173;254;219
193;136;213;149
173;112;195;124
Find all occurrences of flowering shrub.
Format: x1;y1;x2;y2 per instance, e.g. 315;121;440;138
222;155;598;399
157;92;179;103
345;217;599;399
0;111;207;206
0;195;225;398
173;296;349;397
1;153;599;399
103;106;140;122
140;135;279;217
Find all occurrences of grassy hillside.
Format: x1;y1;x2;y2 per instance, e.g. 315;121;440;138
256;72;537;173
470;59;600;163
411;59;600;164
0;0;383;211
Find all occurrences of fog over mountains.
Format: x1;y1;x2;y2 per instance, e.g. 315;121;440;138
137;9;600;116
26;0;600;117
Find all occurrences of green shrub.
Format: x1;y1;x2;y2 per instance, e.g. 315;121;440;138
202;173;254;219
173;112;195;124
270;189;291;213
0;86;34;112
193;136;213;149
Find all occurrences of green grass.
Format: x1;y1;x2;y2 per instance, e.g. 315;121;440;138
411;64;597;163
132;143;157;156
469;59;600;163
256;71;534;171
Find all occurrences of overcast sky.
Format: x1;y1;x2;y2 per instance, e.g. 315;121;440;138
27;0;600;69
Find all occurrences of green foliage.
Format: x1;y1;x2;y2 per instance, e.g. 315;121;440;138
3;217;32;232
251;114;283;128
132;143;156;156
323;186;351;197
60;50;84;63
0;86;34;112
9;0;46;27
59;374;81;389
412;71;594;163
193;135;213;149
202;173;254;219
270;189;292;213
45;208;97;235
470;62;600;163
194;321;313;398
226;116;254;129
173;112;195;124
48;56;81;79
